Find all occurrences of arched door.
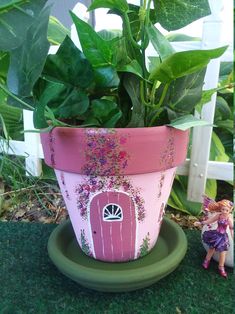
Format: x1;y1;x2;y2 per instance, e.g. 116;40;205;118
89;191;136;261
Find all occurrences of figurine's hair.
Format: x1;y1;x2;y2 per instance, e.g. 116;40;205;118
208;199;233;212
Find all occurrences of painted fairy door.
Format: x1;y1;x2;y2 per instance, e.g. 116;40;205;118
89;191;136;262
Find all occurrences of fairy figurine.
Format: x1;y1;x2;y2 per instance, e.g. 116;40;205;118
194;196;234;278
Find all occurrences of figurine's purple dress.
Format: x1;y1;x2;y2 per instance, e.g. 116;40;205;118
202;216;230;252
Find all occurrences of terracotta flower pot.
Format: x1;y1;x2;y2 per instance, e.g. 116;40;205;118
41;126;189;262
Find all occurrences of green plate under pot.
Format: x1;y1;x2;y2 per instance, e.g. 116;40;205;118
48;217;187;292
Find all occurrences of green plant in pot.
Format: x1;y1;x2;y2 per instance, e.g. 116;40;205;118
0;0;228;285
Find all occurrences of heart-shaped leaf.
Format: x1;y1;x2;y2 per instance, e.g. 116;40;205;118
71;12;116;67
87;99;122;127
43;36;94;89
147;24;175;61
88;0;129;14
7;5;50;96
0;0;48;51
150;46;228;83
48;16;70;45
153;0;211;31
168;114;211;130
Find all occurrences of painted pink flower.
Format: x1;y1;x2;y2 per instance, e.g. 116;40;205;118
119;136;127;144
119;151;127;159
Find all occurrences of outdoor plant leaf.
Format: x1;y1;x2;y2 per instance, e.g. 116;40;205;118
124;74;145;127
167;68;207;113
86;99;122;127
114;38;142;78
0;51;9;80
210;132;229;162
43;36;94;89
34;79;90;127
88;0;129;13
54;89;89;119
147;24;175;61
195;88;217;113
33;80;66;128
214;96;232;121
0;102;22;139
71;12;116;67
93;66;120;88
149;46;228;83
7;5;50;96
168;114;211;130
48;16;70;45
153;0;211;31
118;60;143;78
168;176;217;216
0;0;48;51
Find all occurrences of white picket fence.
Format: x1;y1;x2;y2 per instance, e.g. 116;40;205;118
0;0;233;202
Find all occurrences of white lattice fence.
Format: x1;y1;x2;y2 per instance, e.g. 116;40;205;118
0;0;233;202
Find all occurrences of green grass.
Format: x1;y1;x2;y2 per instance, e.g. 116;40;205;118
0;151;59;218
0;222;233;314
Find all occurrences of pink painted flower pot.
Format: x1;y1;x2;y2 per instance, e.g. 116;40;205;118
41;126;189;262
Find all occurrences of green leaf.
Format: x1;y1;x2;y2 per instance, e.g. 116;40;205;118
33;79;90;127
210;131;230;162
43;36;94;89
123;74;145;127
118;60;143;78
71;12;116;67
87;99;122;127
48;16;70;45
214;96;232;121
0;51;10;80
0;0;48;51
168;176;217;216
88;0;129;13
0;102;22;139
149;46;228;83
54;89;89;119
33;100;48;129
219;62;233;76
148;57;160;73
7;5;50;96
214;131;233;161
215;120;233;135
147;24;175;61
98;29;121;41
168;177;202;215
33;80;66;128
33;81;65;129
195;88;217;113
93;66;120;88
113;38;143;78
167;68;207;113
153;0;211;31
168;114;211;130
166;33;200;42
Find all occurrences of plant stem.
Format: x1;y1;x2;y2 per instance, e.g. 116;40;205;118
150;80;158;105
0;83;34;110
123;12;141;50
149;82;170;126
140;81;150;106
156;83;170;108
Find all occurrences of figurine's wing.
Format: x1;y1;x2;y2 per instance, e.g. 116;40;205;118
202;194;216;212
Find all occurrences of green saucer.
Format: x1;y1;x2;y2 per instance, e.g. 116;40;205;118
48;217;187;292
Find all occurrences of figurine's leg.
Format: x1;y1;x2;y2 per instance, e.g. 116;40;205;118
202;248;215;269
218;251;227;278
